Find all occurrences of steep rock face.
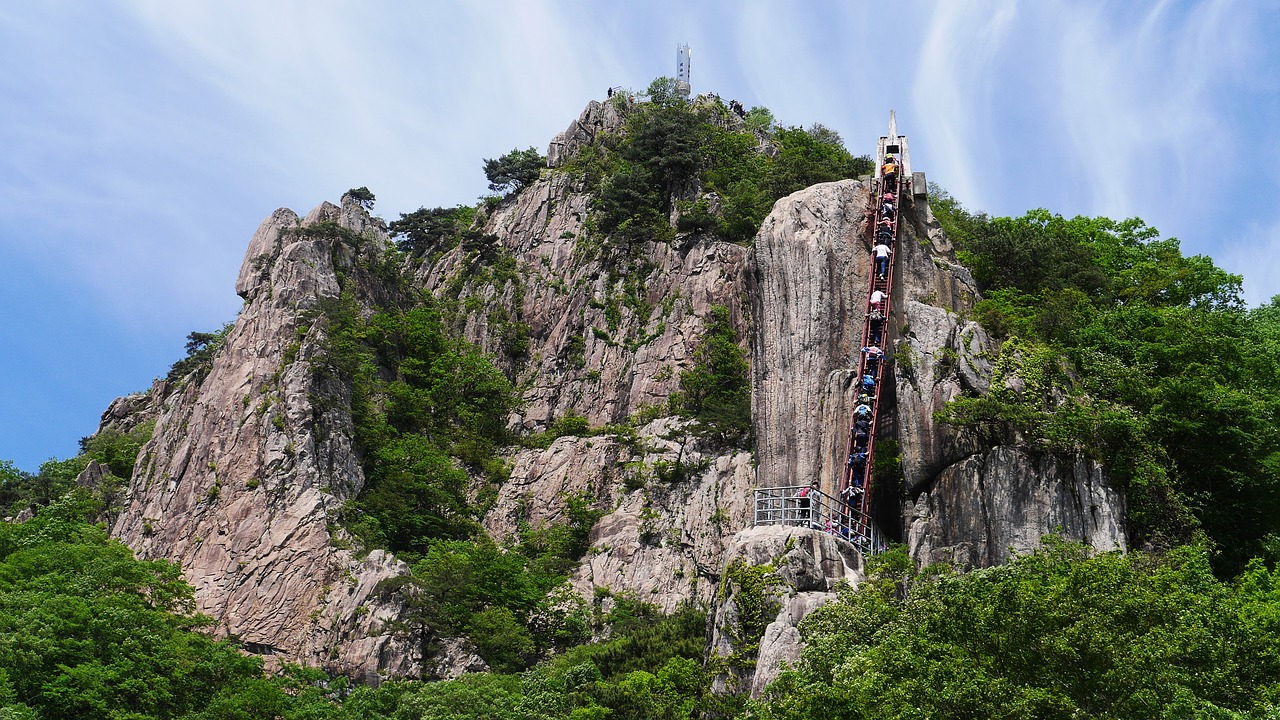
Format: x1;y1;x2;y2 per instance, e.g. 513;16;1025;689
112;197;415;681
707;526;862;698
482;420;754;610
745;180;1126;569
908;446;1126;567
418;172;749;432
751;180;873;496
889;203;992;495
442;169;756;611
547;99;628;168
99;98;1134;685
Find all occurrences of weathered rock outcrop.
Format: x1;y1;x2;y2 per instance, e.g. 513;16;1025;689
453;167;756;608
483;422;753;610
704;179;1130;699
751;180;873;496
97;99;1132;685
108;159;761;677
707;526;862;698
908;446;1125;567
547;99;628;168
111;196;416;682
418;172;749;432
98;380;169;435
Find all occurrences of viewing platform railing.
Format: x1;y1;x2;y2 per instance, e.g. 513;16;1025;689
753;485;888;557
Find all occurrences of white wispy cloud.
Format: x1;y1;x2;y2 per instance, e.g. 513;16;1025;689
1054;0;1242;224
5;0;1280;470
910;1;1018;211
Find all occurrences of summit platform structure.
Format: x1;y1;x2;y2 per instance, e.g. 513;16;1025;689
675;43;691;97
753;113;918;556
877;110;926;198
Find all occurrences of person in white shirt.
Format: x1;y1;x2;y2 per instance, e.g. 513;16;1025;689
873;242;892;279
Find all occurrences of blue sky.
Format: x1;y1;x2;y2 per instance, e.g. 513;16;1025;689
2;1;1279;471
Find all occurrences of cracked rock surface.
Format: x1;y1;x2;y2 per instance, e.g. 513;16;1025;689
99;102;1126;682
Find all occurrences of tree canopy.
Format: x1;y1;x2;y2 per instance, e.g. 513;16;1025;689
562;82;872;250
931;188;1280;574
755;541;1280;719
483;147;546;194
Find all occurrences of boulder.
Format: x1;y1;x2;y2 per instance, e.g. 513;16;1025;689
707;526;862;698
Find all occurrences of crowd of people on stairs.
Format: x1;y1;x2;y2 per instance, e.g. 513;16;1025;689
785;153;902;550
836;154;901;530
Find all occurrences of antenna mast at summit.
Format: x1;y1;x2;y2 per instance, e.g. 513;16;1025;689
675;43;691;97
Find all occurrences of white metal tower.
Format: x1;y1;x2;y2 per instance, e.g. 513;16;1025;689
675;43;691;97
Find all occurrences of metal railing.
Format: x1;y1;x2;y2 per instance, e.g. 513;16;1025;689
754;485;888;556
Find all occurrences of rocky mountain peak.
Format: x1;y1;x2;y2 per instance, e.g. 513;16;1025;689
97;97;1125;684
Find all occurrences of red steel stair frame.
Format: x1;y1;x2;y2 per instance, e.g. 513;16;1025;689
838;174;904;548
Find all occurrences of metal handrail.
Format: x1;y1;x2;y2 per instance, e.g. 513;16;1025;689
753;485;888;555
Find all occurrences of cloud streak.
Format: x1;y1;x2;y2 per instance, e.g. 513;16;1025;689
3;0;1280;469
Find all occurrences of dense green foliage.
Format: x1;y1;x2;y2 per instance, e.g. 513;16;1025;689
312;295;517;556
1;420;154;518
484;147;546;195
755;541;1280;719
565;77;872;248
329;603;711;720
0;492;267;719
312;291;600;670
388;205;476;257
930;188;1280;574
344;187;376;211
0;494;713;719
15;495;1280;718
79;421;155;480
673;305;752;448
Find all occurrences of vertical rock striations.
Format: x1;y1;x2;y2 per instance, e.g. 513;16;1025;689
750;180;873;497
99;100;1131;685
112;196;416;681
454;168;757;609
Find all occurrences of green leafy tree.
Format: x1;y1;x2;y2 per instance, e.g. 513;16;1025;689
343;186;376;210
930;192;1280;573
326;304;518;557
79;420;154;480
643;76;683;108
484;147;546;194
0;493;269;719
166;321;235;383
766;126;871;200
757;541;1280;719
675;305;752;447
743;106;775;134
0;460;30;516
389;205;474;256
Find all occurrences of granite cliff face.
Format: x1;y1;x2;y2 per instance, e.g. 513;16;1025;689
110;197;416;681
750;180;872;495
706;526;863;698
97;101;1127;681
745;178;1125;563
